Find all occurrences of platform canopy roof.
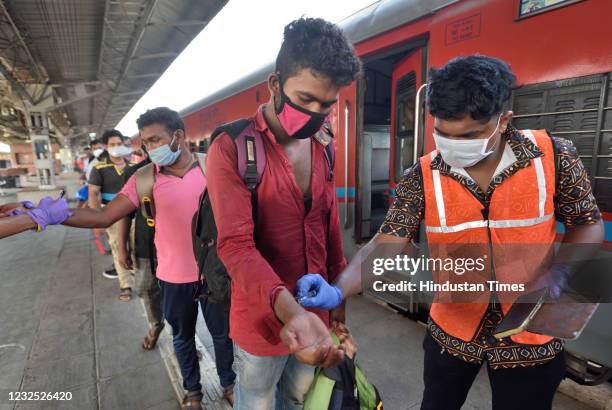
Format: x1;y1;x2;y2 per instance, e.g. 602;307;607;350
0;0;227;143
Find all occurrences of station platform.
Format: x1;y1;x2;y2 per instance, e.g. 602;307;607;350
0;199;610;409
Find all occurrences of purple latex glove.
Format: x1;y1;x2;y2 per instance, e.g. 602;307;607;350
8;201;34;216
26;196;73;231
534;263;573;299
295;273;343;310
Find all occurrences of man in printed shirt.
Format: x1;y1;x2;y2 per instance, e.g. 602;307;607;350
206;18;361;409
289;56;604;409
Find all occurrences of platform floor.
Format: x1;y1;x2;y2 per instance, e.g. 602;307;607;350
0;225;181;410
0;198;610;409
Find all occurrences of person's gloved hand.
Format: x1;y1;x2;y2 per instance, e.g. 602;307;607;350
295;273;343;310
26;196;73;231
534;263;573;299
1;201;34;217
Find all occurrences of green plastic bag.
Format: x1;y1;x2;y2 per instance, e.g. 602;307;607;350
304;326;383;410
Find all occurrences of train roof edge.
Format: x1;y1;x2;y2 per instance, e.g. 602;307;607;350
179;0;457;118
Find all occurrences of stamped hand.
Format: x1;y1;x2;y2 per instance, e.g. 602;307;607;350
280;311;344;367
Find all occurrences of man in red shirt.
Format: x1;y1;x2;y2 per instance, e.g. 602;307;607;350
206;17;361;409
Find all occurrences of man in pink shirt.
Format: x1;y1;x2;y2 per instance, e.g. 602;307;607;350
63;107;235;408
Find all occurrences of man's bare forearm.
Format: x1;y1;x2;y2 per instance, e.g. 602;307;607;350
63;195;136;229
117;216;131;253
556;220;604;269
88;185;101;209
0;214;37;239
335;233;412;300
274;288;306;324
63;208;114;229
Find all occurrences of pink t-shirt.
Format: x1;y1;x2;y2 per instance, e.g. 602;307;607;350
120;165;205;284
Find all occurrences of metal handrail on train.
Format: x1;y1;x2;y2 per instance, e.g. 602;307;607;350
344;101;350;228
413;83;428;165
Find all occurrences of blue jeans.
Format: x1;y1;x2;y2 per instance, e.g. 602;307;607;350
159;280;236;391
233;344;316;410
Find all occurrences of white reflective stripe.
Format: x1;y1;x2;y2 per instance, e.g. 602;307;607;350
488;212;554;228
523;129;536;144
431;169;447;227
522;129;547;218
426;220;488;233
534;157;546;217
426;212;554;233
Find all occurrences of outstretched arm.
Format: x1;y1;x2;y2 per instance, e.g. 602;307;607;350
64;194;136;229
0;214;37;239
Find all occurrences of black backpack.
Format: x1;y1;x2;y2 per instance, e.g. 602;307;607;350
191;118;335;309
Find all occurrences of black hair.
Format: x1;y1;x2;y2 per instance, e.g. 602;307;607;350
427;55;516;122
89;139;102;148
136;107;184;134
275;17;361;87
101;129;125;145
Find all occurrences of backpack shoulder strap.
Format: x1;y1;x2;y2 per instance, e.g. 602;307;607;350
314;123;335;181
135;163;156;227
195;152;206;175
211;118;265;192
210;118;252;143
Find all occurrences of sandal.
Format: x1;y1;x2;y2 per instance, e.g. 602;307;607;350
181;390;203;409
224;383;234;406
142;326;163;350
118;287;132;302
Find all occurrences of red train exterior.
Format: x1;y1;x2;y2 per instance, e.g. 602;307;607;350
182;0;612;245
181;0;612;382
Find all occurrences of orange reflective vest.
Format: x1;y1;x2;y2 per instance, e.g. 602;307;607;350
421;129;556;345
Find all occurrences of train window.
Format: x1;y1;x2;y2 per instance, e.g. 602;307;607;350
512;73;612;212
518;0;585;19
394;72;416;181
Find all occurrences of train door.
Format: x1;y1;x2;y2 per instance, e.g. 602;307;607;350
355;44;427;242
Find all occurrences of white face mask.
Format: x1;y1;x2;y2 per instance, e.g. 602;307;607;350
93;148;104;158
118;145;133;156
433;115;502;168
108;147;124;158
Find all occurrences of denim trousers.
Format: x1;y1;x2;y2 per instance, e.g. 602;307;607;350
159;279;236;392
233;343;316;410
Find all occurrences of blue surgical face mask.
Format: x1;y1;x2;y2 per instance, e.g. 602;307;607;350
149;134;181;166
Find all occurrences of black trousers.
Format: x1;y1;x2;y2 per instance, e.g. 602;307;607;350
421;333;566;410
159;280;236;392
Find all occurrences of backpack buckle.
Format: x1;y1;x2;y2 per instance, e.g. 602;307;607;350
142;196;155;227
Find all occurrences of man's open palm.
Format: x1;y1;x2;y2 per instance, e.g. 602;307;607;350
280;311;344;368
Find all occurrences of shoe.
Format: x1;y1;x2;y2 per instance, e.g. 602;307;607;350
102;268;118;279
181;390;203;409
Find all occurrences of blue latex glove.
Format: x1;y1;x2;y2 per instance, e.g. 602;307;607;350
534;263;573;299
295;273;343;310
26;196;73;231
